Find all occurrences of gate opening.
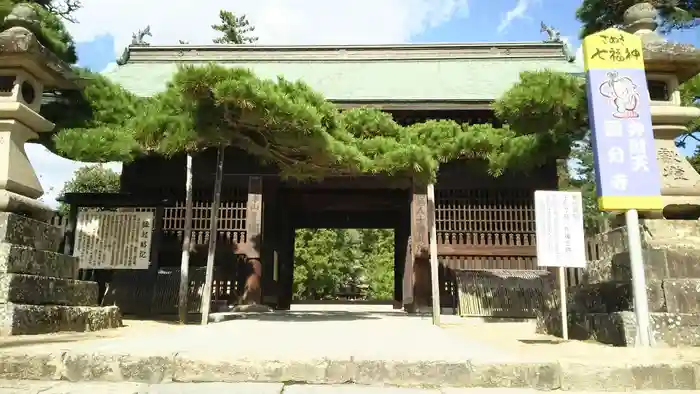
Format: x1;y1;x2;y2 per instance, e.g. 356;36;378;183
291;228;395;304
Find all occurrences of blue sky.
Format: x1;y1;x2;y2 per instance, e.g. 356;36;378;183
75;1;698;154
30;1;700;207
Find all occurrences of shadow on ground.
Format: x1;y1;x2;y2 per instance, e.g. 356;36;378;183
209;309;411;323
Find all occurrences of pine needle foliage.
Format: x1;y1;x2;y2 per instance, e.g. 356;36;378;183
46;64;589;184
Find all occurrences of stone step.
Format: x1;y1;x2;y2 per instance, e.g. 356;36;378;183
662;278;700;314
570;311;700;347
0;273;97;306
613;247;700;281
0;212;62;253
0;243;78;279
569;278;700;314
0;302;121;335
568;280;666;314
0;349;697;390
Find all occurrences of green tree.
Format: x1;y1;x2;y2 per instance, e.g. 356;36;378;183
359;229;395;300
212;10;258;44
292;228;395;300
57;165;120;215
0;0;78;63
576;0;698;38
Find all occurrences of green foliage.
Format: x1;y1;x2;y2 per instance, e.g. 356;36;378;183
212;10;258;44
293;229;394;300
49;66;587;184
43;68;145;161
0;0;78;63
680;75;700;135
57;165;121;215
576;0;699;38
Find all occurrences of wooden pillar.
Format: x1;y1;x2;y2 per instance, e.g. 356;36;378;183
241;176;263;304
146;205;165;316
261;178;278;308
410;183;431;310
393;222;408;309
62;204;79;257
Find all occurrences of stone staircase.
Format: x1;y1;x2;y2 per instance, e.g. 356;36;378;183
0;212;121;335
562;221;700;347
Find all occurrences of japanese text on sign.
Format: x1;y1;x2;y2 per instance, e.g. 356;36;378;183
582;28;662;211
534;191;586;268
74;211;154;270
585;31;642;68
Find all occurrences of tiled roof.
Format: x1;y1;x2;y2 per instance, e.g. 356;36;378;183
104;42;583;102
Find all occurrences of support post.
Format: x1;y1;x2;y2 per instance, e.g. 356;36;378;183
242;176;263;304
200;146;225;325
558;266;569;340
145;204;164;316
410;182;430;310
178;153;194;325
427;183;441;325
62;204;79;257
626;209;651;347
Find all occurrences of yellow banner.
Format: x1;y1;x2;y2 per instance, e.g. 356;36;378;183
582;28;645;71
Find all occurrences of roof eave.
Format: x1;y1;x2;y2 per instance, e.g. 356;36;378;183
125;42;572;63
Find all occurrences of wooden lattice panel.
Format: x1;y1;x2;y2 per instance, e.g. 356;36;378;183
455;269;549;318
435;188;537;270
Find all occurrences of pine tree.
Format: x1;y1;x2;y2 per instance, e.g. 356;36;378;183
576;0;698;38
211;10;258;44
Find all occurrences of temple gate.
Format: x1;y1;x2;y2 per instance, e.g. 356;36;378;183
59;40;577;317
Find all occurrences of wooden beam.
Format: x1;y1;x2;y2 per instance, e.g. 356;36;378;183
437;244;537;257
60;192;174;207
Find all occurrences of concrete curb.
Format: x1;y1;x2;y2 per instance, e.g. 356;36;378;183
0;351;697;391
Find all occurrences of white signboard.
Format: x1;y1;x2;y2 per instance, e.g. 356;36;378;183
74;211;154;270
534;190;586;268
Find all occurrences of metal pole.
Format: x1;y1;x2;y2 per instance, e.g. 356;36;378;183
178;154;194;325
625;209;651;347
427;184;441;326
558;266;569;340
200;146;225;325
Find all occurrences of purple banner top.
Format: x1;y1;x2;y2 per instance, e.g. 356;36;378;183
586;68;661;198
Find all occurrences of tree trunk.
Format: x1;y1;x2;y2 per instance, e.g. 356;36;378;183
178;153;194;325
200;145;225;325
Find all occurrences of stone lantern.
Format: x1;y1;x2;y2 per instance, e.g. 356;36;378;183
0;5;80;221
624;3;700;220
0;5;122;336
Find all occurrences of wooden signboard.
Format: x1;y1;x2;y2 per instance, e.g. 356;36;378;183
74;211;154;270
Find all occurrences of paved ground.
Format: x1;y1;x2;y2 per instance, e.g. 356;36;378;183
3;381;700;394
3;305;700;391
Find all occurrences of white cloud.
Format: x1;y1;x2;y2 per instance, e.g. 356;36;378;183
26;144;121;209
497;0;537;33
29;0;470;210
67;0;471;57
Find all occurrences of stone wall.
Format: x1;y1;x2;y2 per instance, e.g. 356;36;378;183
539;236;700;346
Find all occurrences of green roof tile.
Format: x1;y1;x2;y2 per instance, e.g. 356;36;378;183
104;46;583;102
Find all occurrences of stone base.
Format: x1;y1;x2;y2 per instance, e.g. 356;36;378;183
0;242;78;279
0;190;55;223
229;304;273;313
0;302;122;336
568;312;700;347
0;212;62;252
0;273;98;306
